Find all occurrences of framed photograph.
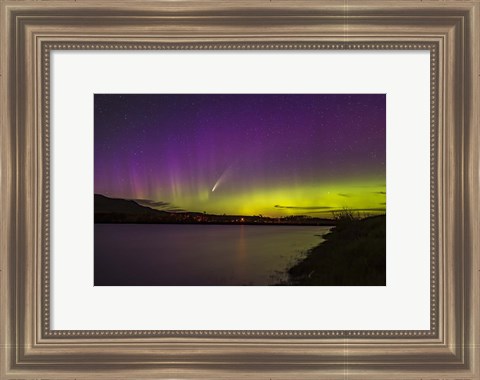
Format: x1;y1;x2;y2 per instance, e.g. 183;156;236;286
93;93;387;287
1;1;479;379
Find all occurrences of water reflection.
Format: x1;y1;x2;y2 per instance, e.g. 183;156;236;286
94;224;331;286
234;225;247;283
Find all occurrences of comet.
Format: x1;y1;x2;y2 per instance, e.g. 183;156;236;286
211;164;235;192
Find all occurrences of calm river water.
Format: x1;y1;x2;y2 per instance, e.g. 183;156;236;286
94;224;331;286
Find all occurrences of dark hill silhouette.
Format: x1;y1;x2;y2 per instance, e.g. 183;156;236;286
94;194;169;216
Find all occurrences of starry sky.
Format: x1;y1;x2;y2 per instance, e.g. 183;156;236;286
94;94;386;218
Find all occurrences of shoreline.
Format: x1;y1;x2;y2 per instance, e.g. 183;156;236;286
281;214;386;286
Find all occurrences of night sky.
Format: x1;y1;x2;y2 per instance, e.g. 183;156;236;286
94;94;386;218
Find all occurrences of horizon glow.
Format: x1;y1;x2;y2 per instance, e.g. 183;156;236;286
94;94;386;218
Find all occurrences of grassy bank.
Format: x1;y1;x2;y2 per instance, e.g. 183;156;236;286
284;214;386;286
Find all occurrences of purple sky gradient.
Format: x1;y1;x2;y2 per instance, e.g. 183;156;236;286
94;94;386;217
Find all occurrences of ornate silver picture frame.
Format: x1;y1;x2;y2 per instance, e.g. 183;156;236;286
1;1;478;378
